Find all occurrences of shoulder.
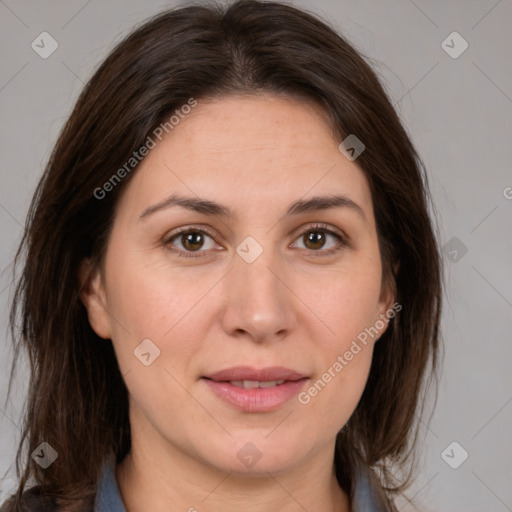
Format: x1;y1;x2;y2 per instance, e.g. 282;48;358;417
1;486;58;512
1;486;95;512
1;454;116;512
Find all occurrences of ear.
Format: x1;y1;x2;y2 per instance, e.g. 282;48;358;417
374;263;399;341
78;258;112;339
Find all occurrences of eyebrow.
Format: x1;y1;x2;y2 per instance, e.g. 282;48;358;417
139;193;366;221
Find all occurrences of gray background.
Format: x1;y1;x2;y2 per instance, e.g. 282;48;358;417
1;0;511;510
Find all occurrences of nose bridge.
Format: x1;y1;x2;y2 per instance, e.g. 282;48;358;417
221;239;295;341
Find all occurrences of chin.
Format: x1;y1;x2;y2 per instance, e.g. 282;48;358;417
196;431;315;476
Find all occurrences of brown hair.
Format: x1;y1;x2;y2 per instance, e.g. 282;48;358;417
2;0;443;510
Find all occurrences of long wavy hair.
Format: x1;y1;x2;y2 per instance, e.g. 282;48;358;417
2;1;443;510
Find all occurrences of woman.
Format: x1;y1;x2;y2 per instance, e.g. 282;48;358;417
1;1;443;510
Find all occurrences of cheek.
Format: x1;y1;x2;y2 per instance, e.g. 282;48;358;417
297;332;374;433
105;244;211;331
103;243;221;375
307;257;383;348
294;256;381;421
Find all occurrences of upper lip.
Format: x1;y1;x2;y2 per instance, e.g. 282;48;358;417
203;366;307;382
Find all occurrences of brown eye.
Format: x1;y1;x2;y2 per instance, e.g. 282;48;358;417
292;224;347;255
180;231;205;251
303;231;327;250
164;227;219;258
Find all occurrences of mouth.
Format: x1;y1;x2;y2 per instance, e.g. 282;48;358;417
202;366;308;412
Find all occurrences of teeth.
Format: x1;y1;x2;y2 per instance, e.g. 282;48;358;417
229;380;286;388
259;380;284;388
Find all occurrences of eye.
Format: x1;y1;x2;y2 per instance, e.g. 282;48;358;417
291;223;347;255
163;226;220;258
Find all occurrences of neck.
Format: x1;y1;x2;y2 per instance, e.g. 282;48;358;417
116;429;351;512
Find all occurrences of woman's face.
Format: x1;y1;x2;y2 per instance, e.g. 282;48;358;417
82;94;394;476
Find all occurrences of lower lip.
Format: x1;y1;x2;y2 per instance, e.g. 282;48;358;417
203;378;308;412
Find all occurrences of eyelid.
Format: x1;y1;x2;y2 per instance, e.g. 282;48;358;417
291;222;348;245
165;224;219;241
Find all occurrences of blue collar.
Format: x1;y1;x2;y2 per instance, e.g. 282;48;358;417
93;454;126;512
94;455;384;511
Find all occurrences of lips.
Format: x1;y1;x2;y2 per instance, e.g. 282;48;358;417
202;366;308;412
204;366;306;382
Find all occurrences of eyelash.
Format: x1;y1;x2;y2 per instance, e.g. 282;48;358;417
163;223;348;259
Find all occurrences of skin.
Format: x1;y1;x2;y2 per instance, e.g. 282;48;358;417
80;94;394;512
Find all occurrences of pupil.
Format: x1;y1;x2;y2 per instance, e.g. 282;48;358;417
305;231;324;250
183;232;203;251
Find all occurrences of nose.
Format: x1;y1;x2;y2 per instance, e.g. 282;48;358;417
220;246;297;344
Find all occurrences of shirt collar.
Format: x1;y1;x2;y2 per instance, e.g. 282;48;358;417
351;459;386;511
94;453;126;512
94;454;385;512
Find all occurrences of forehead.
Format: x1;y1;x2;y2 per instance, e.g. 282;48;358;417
117;94;374;222
164;94;338;165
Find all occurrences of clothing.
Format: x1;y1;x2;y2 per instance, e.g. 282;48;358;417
350;460;386;512
93;455;125;512
94;454;385;511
